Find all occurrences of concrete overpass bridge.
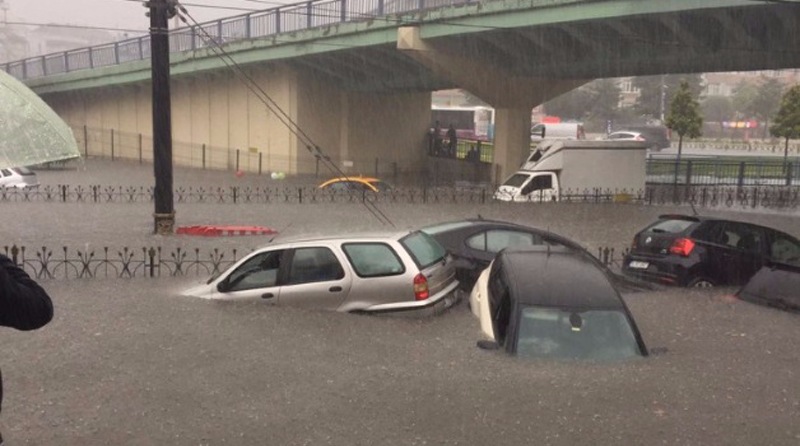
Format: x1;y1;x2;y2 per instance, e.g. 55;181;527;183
4;0;800;181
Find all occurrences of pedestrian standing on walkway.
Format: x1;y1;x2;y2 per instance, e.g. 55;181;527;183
433;120;443;156
447;124;458;157
0;253;53;445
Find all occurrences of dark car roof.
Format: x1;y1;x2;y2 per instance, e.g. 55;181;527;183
655;214;797;236
498;246;625;310
737;262;800;314
421;218;586;251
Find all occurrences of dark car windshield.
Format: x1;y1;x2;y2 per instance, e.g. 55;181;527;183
400;231;447;269
515;306;642;361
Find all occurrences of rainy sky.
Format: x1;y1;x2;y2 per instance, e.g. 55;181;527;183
5;0;291;33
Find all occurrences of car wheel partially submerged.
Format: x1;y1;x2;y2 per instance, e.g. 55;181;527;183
688;277;715;288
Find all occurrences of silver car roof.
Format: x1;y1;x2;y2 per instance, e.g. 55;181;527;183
254;230;417;250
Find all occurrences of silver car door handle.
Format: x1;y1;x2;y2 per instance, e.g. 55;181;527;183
261;293;274;299
329;286;343;292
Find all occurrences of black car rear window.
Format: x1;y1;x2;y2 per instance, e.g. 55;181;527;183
646;219;694;234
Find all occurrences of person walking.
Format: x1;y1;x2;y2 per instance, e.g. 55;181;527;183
0;253;54;445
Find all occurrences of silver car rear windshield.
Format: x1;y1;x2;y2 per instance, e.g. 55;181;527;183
400;231;446;269
516;306;641;361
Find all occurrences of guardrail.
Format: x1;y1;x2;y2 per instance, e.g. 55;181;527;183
2;0;478;80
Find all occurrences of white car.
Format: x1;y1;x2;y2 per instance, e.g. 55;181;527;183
469;263;495;340
605;131;646;142
0;166;39;189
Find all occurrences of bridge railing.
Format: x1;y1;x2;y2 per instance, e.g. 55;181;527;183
1;0;477;80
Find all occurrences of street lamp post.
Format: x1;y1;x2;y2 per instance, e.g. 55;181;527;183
148;0;175;234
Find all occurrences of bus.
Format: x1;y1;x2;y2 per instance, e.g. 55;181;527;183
431;105;495;141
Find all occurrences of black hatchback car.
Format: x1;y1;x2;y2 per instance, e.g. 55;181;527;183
623;215;800;287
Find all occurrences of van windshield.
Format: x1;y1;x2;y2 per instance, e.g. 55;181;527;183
502;173;531;188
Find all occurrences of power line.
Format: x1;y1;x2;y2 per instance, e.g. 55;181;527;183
119;0;262;12
174;1;395;226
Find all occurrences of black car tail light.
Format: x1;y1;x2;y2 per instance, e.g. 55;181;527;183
669;238;696;257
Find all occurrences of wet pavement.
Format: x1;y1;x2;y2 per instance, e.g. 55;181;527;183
1;159;799;445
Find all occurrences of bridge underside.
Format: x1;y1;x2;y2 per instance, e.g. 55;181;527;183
291;2;800;93
24;0;800;182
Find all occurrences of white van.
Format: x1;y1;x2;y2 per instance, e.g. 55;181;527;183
530;122;586;141
495;140;647;203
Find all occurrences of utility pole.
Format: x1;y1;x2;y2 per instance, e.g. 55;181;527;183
659;75;666;124
148;0;176;234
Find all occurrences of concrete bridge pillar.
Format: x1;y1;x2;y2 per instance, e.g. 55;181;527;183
493;107;533;182
398;26;585;182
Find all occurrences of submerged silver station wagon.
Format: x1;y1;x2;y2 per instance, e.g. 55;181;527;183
183;231;461;313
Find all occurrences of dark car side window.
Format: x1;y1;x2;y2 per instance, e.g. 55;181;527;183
466;230;543;254
710;223;764;254
768;231;800;265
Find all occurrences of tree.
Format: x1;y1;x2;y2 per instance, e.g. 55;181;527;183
731;80;758;118
633;74;704;121
666;80;703;183
701;96;733;135
751;77;785;138
587;79;621;123
770;84;800;166
542;86;594;121
543;79;621;132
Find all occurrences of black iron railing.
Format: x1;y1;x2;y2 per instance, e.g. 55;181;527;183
2;184;799;209
3;243;627;280
2;245;244;280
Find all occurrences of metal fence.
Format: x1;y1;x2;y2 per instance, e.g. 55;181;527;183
2;244;242;280
70;126;428;186
3;183;799;210
2;243;627;280
2;0;485;80
647;158;799;187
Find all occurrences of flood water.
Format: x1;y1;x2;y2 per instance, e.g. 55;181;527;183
1;159;798;445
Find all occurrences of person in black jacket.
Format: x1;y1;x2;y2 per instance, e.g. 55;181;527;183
0;253;53;445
